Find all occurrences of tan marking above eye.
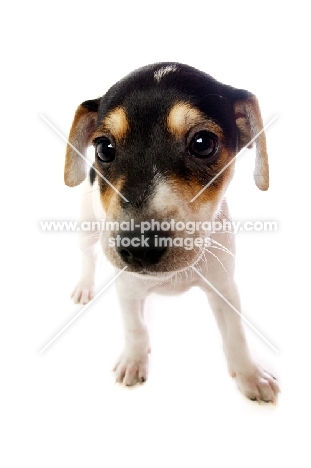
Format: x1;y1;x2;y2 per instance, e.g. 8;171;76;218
167;102;222;138
94;107;129;142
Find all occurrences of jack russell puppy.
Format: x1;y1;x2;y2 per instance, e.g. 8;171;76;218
64;62;279;403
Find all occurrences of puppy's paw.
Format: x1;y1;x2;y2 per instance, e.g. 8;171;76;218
232;365;280;403
71;281;95;304
113;350;149;386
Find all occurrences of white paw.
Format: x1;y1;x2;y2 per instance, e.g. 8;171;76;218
233;365;280;403
71;281;95;304
113;349;149;386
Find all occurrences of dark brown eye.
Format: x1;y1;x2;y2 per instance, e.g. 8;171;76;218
95;138;115;163
188;131;218;159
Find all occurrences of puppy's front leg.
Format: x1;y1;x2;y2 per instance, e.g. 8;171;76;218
113;277;150;386
71;179;100;304
206;282;279;402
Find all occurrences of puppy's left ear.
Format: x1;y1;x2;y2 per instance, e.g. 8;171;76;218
233;91;269;191
64;98;100;187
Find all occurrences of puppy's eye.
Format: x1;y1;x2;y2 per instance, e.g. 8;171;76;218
188;131;218;159
95;138;116;163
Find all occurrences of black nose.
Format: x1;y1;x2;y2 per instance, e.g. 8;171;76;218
115;230;168;268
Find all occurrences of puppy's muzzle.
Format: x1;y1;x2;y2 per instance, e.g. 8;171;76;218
116;229;168;268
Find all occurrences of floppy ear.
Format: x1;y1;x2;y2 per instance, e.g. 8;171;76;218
234;92;269;191
64;98;100;187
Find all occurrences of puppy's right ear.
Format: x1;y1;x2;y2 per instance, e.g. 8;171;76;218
64;98;100;187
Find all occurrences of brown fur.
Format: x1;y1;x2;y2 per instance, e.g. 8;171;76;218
167;102;222;138
168;146;235;210
94;107;129;143
64;105;97;187
234;96;269;190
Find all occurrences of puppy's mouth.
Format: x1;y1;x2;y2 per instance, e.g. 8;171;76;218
125;265;192;282
105;237;204;276
129;270;177;281
102;226;207;275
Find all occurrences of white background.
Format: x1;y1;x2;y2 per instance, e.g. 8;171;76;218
1;1;310;466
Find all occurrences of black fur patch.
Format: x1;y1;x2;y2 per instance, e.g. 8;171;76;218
92;63;250;205
82;98;100;112
89;166;96;185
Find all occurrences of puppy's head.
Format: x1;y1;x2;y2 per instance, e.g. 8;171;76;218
65;63;269;275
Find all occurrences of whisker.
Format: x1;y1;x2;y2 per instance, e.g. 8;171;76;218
203;248;231;284
78;231;100;243
209;245;235;258
209;238;235;257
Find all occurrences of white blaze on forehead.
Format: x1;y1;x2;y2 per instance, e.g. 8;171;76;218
154;64;178;82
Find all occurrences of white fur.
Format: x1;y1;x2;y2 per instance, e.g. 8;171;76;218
71;178;103;304
72;177;279;401
154;65;178;82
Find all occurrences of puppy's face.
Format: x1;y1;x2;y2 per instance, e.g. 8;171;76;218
65;63;269;275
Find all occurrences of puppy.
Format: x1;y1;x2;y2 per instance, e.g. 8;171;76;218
64;62;279;402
